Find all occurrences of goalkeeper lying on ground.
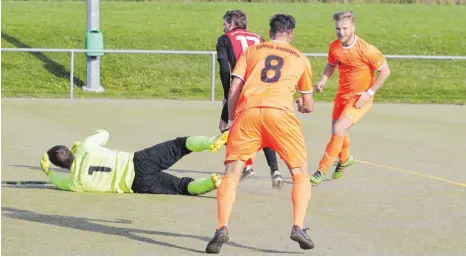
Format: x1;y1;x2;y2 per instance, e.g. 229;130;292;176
39;129;228;195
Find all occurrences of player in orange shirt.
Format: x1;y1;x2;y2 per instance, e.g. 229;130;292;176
205;14;315;254
309;11;391;184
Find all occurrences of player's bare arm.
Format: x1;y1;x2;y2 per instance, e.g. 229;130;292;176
369;62;391;93
227;76;245;125
355;62;391;109
296;93;314;113
315;63;336;93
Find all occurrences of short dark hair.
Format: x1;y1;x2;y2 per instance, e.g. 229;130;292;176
333;11;355;23
223;10;247;30
47;145;74;169
269;14;296;35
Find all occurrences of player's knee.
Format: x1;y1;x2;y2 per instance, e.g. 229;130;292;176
176;136;188;143
332;121;349;136
289;166;308;176
224;160;245;180
175;137;190;151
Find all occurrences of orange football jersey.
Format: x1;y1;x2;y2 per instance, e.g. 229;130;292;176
328;36;386;99
232;40;313;114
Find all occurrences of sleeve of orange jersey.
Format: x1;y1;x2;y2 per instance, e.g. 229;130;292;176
327;44;338;66
297;57;313;94
365;45;386;71
232;49;249;82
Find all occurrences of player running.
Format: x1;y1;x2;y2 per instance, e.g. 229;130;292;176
40;129;227;196
216;9;283;188
310;11;391;184
206;14;315;253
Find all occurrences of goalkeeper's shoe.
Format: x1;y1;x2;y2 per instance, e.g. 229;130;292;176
211;173;222;189
332;156;355;179
209;129;229;153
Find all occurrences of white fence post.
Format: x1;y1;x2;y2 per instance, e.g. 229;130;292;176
211;52;216;102
70;50;75;100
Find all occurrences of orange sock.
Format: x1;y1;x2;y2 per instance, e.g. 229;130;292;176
338;134;351;163
318;135;345;174
217;175;237;229
292;172;312;228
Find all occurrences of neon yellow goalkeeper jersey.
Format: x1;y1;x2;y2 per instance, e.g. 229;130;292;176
48;129;135;193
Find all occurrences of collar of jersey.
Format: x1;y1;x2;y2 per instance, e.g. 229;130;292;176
229;28;246;32
341;35;358;49
270;39;289;44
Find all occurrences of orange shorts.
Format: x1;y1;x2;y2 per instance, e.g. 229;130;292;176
225;107;307;168
332;96;373;124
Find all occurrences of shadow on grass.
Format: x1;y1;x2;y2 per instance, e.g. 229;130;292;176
168;168;213;175
2;207;303;254
1;32;85;87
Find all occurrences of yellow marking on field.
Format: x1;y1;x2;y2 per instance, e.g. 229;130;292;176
356;159;466;188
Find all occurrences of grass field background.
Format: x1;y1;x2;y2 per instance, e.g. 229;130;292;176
1;1;465;103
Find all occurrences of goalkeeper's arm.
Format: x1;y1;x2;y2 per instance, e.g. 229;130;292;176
40;153;74;191
48;172;73;191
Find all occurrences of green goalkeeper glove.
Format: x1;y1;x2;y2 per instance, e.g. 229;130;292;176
40;153;51;176
71;141;82;154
